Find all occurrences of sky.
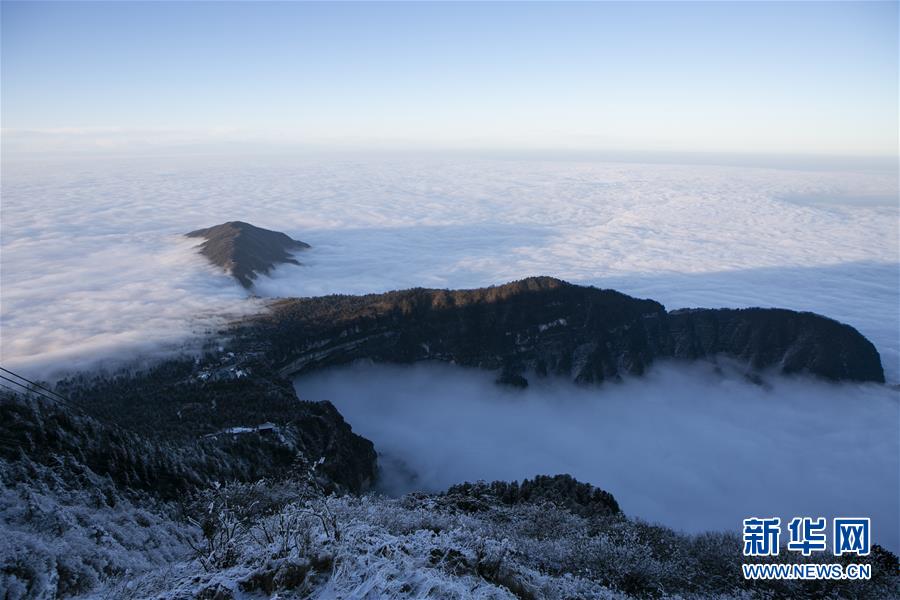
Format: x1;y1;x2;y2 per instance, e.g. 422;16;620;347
2;1;897;158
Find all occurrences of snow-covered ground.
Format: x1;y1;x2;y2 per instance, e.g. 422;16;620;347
67;479;898;600
2;155;897;380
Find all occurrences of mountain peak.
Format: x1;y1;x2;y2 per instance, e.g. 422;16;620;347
186;221;310;288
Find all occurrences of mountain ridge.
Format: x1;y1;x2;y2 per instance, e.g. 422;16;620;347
237;276;885;384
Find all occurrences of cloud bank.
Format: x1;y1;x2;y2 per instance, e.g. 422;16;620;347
295;361;900;552
1;155;897;380
3;153;895;552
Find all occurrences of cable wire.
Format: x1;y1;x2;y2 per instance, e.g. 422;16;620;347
0;374;75;409
0;366;71;404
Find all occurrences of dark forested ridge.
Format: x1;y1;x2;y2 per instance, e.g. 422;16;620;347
0;277;893;598
47;272;876;507
236;276;885;384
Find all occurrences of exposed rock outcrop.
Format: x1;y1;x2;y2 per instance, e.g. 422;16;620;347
187;221;310;288
239;277;884;384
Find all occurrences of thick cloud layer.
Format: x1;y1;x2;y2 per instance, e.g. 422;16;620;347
4;153;896;553
1;155;897;379
295;361;900;552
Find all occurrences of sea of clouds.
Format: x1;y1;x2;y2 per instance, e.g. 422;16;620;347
295;360;900;552
2;152;897;548
1;154;897;379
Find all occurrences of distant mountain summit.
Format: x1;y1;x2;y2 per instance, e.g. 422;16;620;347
186;221;310;288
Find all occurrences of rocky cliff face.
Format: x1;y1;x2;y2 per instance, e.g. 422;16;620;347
239;277;884;384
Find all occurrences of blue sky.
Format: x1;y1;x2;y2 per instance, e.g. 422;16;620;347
2;1;897;157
